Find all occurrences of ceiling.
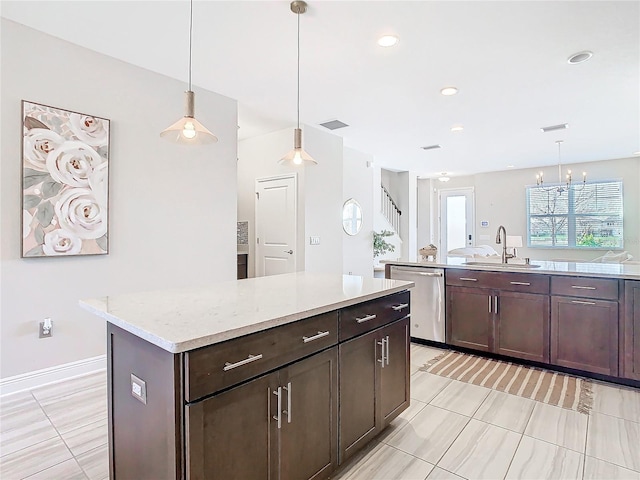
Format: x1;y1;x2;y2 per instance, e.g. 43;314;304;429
2;1;639;178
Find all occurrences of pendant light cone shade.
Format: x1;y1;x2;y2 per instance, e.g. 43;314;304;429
160;91;218;145
160;0;217;145
280;1;317;166
280;128;317;165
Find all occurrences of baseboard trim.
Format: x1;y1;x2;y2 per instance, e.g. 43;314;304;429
0;355;106;397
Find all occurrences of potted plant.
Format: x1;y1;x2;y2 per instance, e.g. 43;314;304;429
373;230;396;258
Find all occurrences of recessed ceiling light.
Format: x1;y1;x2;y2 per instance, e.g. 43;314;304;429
507;165;515;168
438;172;450;182
567;50;593;64
421;144;442;151
440;86;458;96
377;35;399;47
450;125;464;133
633;151;640;156
541;123;568;133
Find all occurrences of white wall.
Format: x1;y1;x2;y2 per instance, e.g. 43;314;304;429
398;171;418;262
237;125;343;277
0;20;238;378
420;156;640;261
343;148;374;276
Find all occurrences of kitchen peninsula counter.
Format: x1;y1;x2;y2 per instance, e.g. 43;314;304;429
383;257;640;280
80;272;414;480
384;258;640;386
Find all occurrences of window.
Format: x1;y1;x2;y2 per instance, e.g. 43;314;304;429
526;180;623;248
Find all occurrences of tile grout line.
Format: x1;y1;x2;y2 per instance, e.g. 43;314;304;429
501;428;525;480
582;410;590;479
27;389;89;480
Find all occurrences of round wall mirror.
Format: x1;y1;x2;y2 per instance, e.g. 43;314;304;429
342;198;363;236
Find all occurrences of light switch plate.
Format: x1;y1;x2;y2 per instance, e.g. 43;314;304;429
131;374;147;405
310;236;320;245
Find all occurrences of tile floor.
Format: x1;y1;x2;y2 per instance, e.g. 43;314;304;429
0;343;638;480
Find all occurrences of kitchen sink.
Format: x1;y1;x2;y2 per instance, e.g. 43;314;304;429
463;261;541;269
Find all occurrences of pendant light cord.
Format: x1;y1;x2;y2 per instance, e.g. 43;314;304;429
296;9;300;129
188;0;193;91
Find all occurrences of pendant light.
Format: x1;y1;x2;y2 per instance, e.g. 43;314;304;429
280;1;317;166
160;0;217;145
536;140;586;193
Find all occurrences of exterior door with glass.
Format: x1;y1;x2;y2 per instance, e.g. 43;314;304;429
439;188;475;255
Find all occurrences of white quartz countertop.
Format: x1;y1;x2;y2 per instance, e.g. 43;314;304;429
382;257;640;280
79;272;414;354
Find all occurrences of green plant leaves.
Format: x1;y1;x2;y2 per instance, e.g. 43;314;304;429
35;201;54;228
24;245;44;257
23;169;51;189
96;234;108;251
23;194;41;209
41;179;63;199
34;225;45;245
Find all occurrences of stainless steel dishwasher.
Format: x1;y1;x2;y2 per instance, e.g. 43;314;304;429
389;265;445;343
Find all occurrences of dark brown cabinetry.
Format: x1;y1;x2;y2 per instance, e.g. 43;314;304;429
237;253;248;279
186;347;338;480
550;276;619;376
106;289;410;480
446;270;550;363
339;317;410;463
623;281;640;380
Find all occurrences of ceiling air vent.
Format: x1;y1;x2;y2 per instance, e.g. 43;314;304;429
421;144;442;151
540;123;568;133
319;119;349;130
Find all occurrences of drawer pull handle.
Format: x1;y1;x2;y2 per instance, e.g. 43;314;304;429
392;303;409;311
223;354;263;371
571;300;596;305
510;281;531;286
303;331;330;343
571;285;596;290
356;314;377;323
460;277;478;282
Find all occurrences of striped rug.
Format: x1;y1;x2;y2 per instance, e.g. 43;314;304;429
421;351;593;414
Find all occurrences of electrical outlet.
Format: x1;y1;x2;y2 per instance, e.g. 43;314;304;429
39;318;53;338
131;374;147;404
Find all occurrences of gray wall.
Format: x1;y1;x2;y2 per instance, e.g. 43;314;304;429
343;147;374;276
1;20;238;378
237;125;343;278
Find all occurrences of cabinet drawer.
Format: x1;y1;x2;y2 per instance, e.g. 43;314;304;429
445;269;495;288
185;311;338;401
339;291;410;341
491;272;549;294
551;276;618;300
446;269;548;294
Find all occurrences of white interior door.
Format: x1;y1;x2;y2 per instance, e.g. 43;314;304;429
255;174;297;277
439;188;474;254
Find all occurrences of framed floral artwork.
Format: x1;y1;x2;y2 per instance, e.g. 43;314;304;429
21;101;110;257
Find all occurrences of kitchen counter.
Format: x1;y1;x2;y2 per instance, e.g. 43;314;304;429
383;257;640;280
79;272;413;353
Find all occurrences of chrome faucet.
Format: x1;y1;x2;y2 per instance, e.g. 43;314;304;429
495;225;515;264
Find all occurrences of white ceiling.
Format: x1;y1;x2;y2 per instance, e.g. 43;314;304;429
2;1;639;178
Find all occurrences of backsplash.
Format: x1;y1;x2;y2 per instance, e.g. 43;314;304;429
237;221;248;245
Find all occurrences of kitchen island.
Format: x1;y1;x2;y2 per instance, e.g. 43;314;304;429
384;258;640;386
80;272;413;480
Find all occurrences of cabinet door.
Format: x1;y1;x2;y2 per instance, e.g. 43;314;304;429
279;347;338;480
338;330;378;463
623;281;640;380
447;286;493;351
185;373;278;480
551;296;619;376
496;291;550;363
380;318;410;425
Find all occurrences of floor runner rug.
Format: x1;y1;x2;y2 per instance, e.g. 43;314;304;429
421;350;593;414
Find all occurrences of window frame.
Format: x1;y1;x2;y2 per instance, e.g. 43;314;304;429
526;179;624;250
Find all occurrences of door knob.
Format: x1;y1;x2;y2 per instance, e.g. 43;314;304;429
284;250;293;254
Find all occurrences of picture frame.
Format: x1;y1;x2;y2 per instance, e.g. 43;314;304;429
21;101;110;257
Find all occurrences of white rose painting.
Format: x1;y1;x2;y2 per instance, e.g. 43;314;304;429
21;101;110;257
